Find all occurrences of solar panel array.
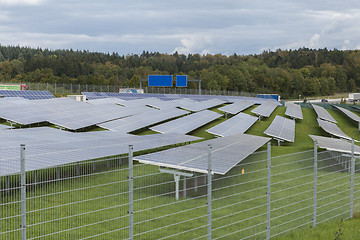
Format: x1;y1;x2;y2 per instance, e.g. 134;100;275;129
206;113;257;137
99;108;188;133
285;102;303;120
312;104;337;123
309;135;360;155
82;91;279;104
334;105;360;123
150;110;222;134
251;101;279;118
134;134;271;175
0;90;55;100
218;100;255;115
0;127;201;176
264;115;295;142
317;118;351;140
0;98;148;130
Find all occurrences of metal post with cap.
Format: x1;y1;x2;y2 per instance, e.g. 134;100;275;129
20;144;26;240
207;144;212;239
128;145;134;240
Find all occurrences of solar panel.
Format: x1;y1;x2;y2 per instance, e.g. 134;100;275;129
285;102;303;120
99;108;188;133
0;90;55;100
134;133;271;175
0;97;150;130
312;104;337;123
264;115;295;142
334;105;360;123
206;113;258;137
251;102;279;118
177;99;225;112
82;91;268;104
309;135;360;154
317;118;352;140
218;100;255;115
150;110;222;134
0;127;201;176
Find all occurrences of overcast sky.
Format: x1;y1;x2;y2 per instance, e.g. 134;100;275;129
0;0;359;55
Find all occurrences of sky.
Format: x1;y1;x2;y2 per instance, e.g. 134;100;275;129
0;0;360;56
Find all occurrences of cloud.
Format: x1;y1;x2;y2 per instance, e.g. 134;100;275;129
1;0;360;55
0;0;43;5
309;34;321;48
342;40;352;50
173;36;213;55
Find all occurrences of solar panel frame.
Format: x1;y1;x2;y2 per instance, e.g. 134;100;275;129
285;102;303;120
334;105;360;123
134;134;271;175
218;100;255;115
0;128;201;176
317;118;352;140
98;108;188;133
309;135;360;154
264;115;295;142
150;110;222;134
251;102;279;118
312;104;337;123
206;113;258;137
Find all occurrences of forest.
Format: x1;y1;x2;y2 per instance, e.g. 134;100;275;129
0;45;359;98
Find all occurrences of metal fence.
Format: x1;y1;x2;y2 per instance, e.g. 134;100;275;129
0;81;257;98
1;143;359;239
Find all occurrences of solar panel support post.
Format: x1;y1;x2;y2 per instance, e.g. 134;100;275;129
266;141;271;240
20;144;26;240
350;139;355;218
207;144;212;240
313;141;318;228
128;145;134;240
183;176;186;198
174;174;180;200
194;175;198;192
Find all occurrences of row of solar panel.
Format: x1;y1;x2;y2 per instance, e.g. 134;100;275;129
0;90;55;100
82;91;276;103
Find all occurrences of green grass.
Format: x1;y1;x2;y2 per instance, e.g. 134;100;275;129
274;216;360;240
1;103;360;239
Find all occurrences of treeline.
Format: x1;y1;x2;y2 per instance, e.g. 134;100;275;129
0;45;359;98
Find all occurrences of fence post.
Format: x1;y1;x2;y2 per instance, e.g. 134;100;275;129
350;139;355;218
20;144;26;240
313;141;318;228
207;144;212;240
266;141;271;240
129;145;134;240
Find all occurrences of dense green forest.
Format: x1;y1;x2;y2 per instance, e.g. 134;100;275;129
0;45;359;98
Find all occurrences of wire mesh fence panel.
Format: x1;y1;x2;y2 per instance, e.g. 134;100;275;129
0;156;22;240
132;163;208;239
2;145;360;240
211;150;268;240
25;153;130;239
355;158;360;214
316;151;352;225
270;150;315;238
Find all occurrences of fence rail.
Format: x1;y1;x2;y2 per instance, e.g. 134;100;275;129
1;143;359;239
